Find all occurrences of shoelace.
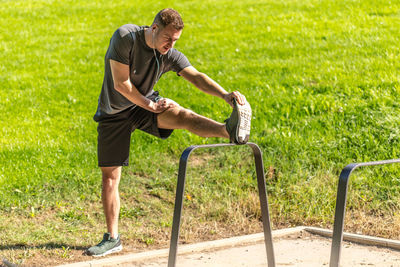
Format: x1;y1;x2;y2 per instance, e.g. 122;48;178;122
97;238;111;248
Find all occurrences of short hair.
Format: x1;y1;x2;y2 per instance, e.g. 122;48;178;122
153;8;184;30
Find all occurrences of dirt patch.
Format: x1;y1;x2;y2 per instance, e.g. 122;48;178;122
345;210;400;239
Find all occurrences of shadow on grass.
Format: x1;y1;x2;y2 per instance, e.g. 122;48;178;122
0;243;87;251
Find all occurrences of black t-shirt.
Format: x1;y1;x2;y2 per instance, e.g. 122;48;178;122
94;24;191;120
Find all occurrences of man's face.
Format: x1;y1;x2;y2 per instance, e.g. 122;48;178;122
153;24;182;55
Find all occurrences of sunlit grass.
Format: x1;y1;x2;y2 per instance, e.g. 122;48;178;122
1;0;400;265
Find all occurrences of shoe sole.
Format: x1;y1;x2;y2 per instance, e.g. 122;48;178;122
92;244;123;257
235;100;252;144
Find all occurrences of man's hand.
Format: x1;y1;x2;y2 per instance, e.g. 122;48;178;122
150;98;179;113
223;91;247;108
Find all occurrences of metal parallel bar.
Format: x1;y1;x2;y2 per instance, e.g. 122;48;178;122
168;142;275;267
248;143;276;267
329;159;400;267
329;163;358;267
167;146;193;267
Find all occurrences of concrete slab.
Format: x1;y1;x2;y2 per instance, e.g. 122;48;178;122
132;237;400;267
129;229;400;267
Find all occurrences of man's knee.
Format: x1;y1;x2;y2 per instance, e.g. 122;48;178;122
101;167;121;186
175;107;195;124
170;107;201;131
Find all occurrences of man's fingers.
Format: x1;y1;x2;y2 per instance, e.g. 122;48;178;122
242;95;246;104
154;100;170;113
232;91;245;105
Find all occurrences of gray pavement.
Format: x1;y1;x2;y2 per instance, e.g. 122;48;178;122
129;233;400;267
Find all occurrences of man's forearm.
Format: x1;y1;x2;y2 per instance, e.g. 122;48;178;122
192;72;228;100
114;80;155;111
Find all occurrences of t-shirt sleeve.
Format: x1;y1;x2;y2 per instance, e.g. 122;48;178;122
106;27;132;65
167;49;191;75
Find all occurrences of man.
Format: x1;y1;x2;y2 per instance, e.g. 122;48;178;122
87;8;251;256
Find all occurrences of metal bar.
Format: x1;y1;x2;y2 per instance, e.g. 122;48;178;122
329;159;400;267
329;163;357;267
248;143;276;267
167;146;193;267
168;142;275;267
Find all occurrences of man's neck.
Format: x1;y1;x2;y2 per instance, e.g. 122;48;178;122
144;27;155;49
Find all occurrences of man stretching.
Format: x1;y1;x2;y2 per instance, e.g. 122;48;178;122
87;8;252;256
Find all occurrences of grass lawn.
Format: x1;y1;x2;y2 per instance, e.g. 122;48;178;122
1;0;400;265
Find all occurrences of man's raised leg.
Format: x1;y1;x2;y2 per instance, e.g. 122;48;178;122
157;99;252;145
157;106;229;138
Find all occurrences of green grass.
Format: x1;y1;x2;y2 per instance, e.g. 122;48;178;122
1;0;400;265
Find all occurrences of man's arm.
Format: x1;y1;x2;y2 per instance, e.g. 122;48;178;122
179;66;246;107
110;59;174;113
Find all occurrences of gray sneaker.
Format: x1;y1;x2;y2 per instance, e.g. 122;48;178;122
225;98;252;144
86;233;122;257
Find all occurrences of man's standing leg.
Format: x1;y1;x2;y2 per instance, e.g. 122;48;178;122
86;114;130;257
101;166;121;239
86;166;123;256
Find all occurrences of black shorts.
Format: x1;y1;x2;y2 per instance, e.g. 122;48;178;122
94;93;173;167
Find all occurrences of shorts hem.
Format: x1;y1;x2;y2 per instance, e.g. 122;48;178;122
98;162;129;167
152;113;174;139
